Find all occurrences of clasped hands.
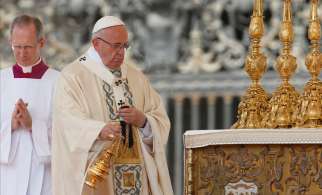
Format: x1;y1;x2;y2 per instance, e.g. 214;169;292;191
99;106;146;140
11;99;32;132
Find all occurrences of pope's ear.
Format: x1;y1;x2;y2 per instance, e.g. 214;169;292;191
92;38;99;49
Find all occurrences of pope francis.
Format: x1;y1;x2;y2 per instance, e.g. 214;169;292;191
52;16;174;195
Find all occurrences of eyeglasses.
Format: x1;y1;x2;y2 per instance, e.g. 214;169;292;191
97;37;130;50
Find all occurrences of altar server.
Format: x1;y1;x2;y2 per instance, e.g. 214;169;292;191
0;14;59;195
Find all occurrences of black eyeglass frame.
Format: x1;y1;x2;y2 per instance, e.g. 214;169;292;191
96;37;130;50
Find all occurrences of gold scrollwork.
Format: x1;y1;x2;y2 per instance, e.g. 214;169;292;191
186;144;322;195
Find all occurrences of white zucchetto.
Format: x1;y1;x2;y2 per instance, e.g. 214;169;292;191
92;16;125;34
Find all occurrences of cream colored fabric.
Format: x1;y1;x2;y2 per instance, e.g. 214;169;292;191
52;55;173;195
184;128;322;148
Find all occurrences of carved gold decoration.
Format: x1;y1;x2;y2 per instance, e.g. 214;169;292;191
184;148;194;195
185;144;322;195
232;0;269;129
262;0;300;129
295;0;322;128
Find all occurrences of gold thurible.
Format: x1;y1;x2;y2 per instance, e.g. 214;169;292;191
262;0;300;128
84;118;143;189
295;0;322;128
232;0;269;129
85;136;121;188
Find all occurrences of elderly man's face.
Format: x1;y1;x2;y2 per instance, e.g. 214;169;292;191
92;25;129;69
10;24;44;66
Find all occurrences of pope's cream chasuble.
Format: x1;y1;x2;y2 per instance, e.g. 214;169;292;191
52;47;173;195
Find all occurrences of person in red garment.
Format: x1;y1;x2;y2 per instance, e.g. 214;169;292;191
0;14;59;195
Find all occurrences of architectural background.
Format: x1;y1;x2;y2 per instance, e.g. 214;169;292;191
1;0;321;194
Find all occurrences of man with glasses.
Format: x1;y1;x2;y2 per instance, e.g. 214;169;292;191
0;15;59;195
52;16;173;195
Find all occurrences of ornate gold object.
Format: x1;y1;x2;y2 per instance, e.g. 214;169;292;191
85;137;121;188
186;144;322;195
184;148;194;195
262;0;299;128
232;0;269;129
295;0;322;128
85;126;143;190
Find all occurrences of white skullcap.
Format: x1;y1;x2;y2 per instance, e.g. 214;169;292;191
92;16;125;34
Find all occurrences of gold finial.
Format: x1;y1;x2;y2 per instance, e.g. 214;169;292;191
232;0;269;129
282;0;292;22
249;0;264;40
307;0;321;79
310;0;319;22
253;0;263;17
295;0;322;128
279;0;293;45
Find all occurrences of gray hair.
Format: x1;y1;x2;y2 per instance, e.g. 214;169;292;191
91;28;108;40
10;14;44;40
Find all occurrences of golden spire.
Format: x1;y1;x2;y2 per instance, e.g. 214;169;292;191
295;0;322;128
232;0;269;129
282;0;292;22
310;0;319;24
307;0;321;79
253;0;263;18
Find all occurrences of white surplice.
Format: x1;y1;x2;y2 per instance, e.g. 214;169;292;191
0;66;59;195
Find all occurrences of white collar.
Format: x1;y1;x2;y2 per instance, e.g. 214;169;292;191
83;47;127;85
87;46;122;72
17;58;42;73
87;46;105;68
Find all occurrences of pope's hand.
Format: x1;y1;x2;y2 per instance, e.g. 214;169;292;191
99;121;121;140
118;106;146;128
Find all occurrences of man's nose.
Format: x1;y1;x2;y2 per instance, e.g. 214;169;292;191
18;49;28;56
115;48;125;55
